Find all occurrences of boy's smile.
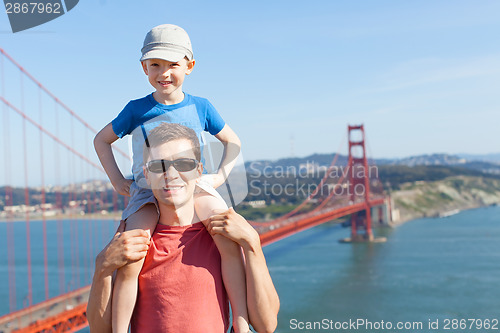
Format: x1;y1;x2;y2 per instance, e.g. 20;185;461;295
158;80;172;87
142;58;195;105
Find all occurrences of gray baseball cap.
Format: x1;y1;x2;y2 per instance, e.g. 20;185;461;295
140;24;193;62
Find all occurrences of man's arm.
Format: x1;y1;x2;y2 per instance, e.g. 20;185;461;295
206;208;280;333
241;234;279;333
87;222;150;333
87;254;115;333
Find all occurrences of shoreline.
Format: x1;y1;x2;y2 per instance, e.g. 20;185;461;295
389;201;499;227
0;212;122;223
3;204;498;225
388;175;500;226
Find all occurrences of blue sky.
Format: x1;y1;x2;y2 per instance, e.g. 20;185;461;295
1;0;500;186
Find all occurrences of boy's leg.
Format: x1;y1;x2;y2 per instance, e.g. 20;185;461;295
112;204;158;333
195;191;250;333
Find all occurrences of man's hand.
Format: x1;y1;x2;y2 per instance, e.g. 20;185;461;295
112;178;134;197
205;208;260;251
96;221;150;275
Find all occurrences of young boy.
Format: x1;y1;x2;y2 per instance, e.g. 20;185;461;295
94;24;249;333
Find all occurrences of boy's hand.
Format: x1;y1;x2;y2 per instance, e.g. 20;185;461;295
112;178;134;197
199;173;225;189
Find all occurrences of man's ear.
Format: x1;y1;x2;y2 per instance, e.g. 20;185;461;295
141;61;148;75
197;162;203;177
185;59;195;75
143;165;151;185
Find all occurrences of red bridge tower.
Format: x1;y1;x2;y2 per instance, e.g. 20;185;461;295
343;124;386;243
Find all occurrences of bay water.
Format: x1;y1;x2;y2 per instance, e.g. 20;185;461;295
267;205;500;332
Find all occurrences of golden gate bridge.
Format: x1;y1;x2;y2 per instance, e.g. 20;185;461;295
0;48;391;332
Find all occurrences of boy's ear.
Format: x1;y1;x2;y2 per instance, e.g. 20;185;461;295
185;59;195;75
141;61;148;75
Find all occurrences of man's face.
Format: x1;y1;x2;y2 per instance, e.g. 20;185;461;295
144;139;202;209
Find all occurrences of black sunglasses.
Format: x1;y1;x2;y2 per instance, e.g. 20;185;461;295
146;158;199;173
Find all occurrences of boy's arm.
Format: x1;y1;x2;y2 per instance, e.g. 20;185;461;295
94;123;133;196
210;124;241;189
196;194;250;331
87;222;149;333
206;208;280;333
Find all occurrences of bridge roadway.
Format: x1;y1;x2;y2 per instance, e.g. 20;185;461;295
0;197;387;332
253;197;387;246
0;286;89;333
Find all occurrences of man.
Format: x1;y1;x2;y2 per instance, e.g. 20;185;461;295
87;123;279;332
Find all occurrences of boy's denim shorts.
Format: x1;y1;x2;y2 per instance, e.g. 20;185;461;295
121;179;226;222
121;181;158;222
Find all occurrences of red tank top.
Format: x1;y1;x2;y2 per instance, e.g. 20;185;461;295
131;222;229;333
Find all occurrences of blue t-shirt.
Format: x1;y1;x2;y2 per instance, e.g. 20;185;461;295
112;93;225;187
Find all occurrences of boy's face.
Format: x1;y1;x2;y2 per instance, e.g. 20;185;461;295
141;58;195;102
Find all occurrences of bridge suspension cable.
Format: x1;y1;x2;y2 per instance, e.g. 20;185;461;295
256;131;348;227
0;48;128;323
